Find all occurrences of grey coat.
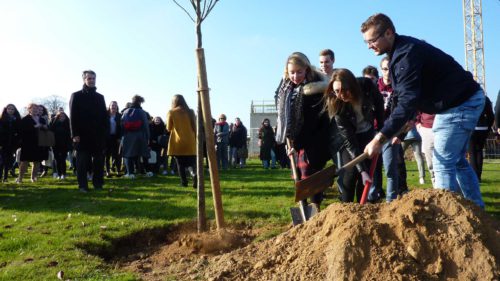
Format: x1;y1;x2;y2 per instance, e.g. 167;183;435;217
121;107;150;158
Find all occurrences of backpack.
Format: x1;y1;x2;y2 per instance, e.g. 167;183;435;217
122;108;143;131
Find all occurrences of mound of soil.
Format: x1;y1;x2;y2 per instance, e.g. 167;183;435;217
123;189;499;280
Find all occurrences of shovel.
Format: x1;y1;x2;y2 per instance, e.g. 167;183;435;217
287;138;319;226
295;125;410;202
294;152;369;202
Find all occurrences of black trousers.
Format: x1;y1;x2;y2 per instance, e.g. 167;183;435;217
0;147;15;180
338;129;375;203
76;149;104;189
175;155;196;185
105;135;122;174
53;148;69;176
468;130;489;181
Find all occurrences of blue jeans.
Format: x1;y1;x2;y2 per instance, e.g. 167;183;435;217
216;142;228;170
433;89;485;208
262;149;276;169
382;142;400;202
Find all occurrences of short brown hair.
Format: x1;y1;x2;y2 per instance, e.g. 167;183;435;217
319;49;335;61
82;70;96;78
361;13;395;34
362;65;379;78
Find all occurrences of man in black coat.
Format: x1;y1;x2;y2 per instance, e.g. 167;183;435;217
69;70;108;192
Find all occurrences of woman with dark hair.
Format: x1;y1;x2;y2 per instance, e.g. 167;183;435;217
17;103;48;183
323;68;384;202
0;104;21;183
105;101;122;177
49;111;72;179
121;95;150;178
258;118;276;169
166;94;197;187
149;116;167;174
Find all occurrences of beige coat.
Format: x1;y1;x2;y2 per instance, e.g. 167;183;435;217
166;108;196;156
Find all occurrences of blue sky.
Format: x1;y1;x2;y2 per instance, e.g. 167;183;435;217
1;0;499;128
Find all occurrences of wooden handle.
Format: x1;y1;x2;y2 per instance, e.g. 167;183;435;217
286;138;299;182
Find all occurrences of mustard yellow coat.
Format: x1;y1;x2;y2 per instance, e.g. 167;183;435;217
166;108;196;156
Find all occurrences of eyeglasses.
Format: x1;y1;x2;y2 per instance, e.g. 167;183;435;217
364;32;384;45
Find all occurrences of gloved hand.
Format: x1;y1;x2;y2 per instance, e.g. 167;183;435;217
361;171;372;185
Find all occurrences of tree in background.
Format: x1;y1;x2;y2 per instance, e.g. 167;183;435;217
37;95;66;117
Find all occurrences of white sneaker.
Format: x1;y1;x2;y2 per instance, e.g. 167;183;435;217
170;171;175;175
124;174;135;179
161;170;168;175
419;178;425;185
53;173;59;179
146;172;154;177
60;175;66;180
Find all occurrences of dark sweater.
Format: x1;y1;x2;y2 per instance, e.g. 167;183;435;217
381;34;480;138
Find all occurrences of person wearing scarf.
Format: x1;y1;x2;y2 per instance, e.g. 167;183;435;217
69;70;108;192
275;52;329;209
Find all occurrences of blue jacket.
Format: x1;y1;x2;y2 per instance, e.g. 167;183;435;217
381;34;480;138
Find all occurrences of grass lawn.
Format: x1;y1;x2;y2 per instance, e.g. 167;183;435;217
0;159;498;280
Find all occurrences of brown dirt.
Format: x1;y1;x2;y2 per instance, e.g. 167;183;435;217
117;189;499;281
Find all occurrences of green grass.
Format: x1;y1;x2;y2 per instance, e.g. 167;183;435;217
0;159;498;280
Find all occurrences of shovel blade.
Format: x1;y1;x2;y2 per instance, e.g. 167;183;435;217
290;204;320;225
295;165;336;202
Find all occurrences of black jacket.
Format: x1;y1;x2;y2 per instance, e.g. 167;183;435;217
382;34;480;138
0;116;21;150
69;85;108;151
229;124;247;148
49;118;72;151
476;96;494;129
333;77;384;173
495;90;500;129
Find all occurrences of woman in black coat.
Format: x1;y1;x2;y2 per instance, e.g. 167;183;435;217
149;116;167;174
17;103;48;183
49;111;72;179
323;68;384;202
0;104;21;183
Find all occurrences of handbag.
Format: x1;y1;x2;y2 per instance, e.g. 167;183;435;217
237;146;248;158
38;129;55;147
157;134;168;147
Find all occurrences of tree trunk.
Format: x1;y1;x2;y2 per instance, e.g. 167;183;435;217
195;47;224;229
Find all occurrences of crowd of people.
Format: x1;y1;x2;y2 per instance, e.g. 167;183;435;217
0;71;251;191
0;13;498;212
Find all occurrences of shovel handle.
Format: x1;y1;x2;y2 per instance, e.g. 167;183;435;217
360;154;379;205
286;138;299;182
336;152;369;174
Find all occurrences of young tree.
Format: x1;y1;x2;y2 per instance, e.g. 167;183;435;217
173;0;224;231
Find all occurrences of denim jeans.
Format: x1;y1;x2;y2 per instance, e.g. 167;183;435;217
216;142;228;170
262;149;276;169
382;142;400;202
433;89;485;208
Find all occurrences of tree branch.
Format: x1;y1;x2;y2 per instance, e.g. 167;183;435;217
172;0;195;22
201;0;219;22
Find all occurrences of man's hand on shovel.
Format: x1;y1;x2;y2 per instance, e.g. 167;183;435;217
364;132;385;158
